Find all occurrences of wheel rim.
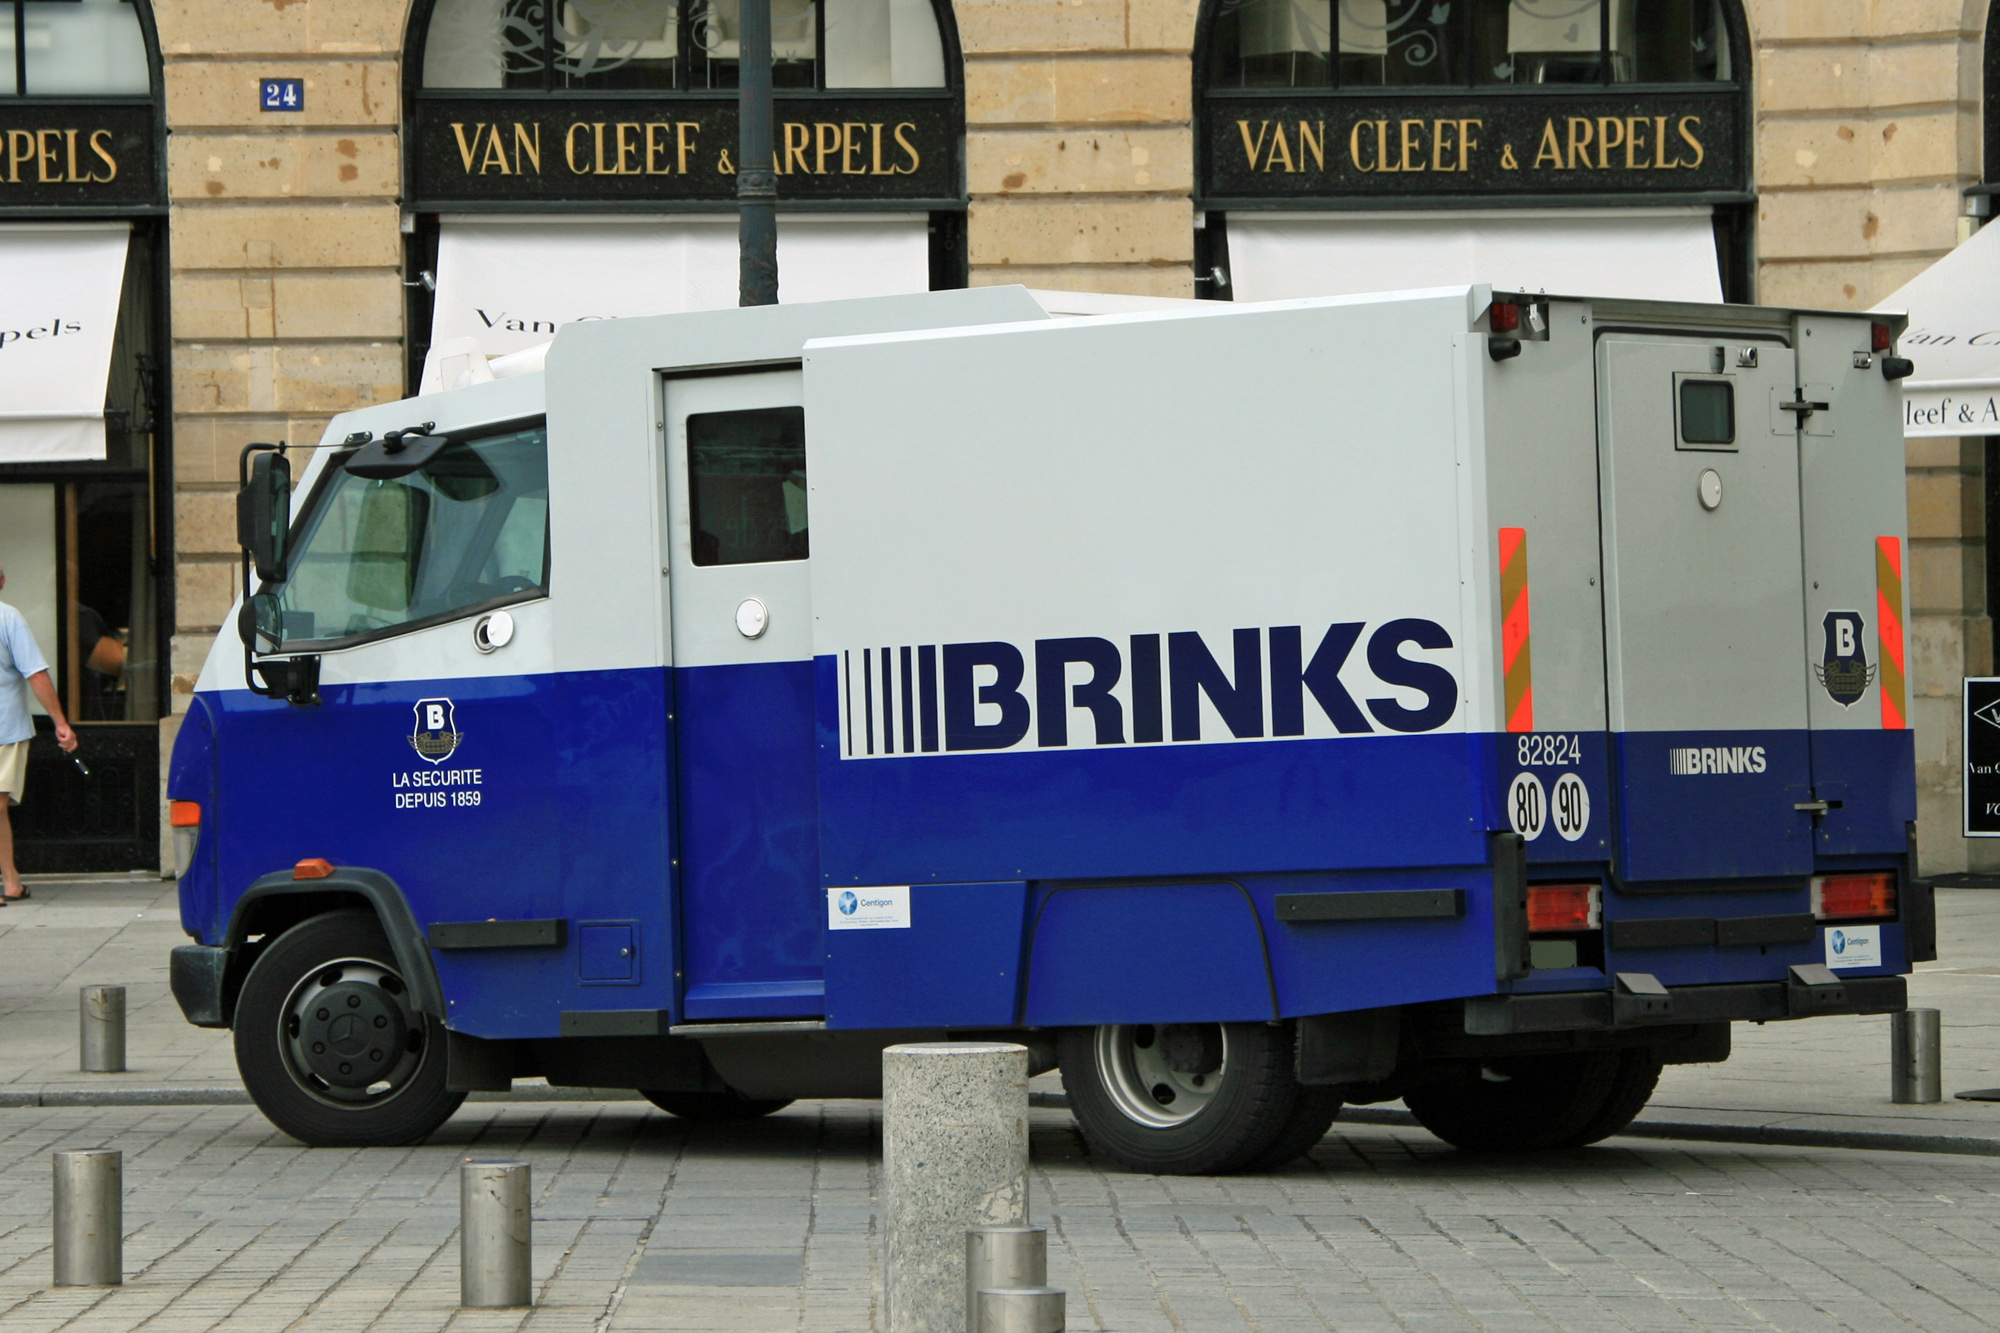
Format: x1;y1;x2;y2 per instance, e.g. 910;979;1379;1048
1093;1023;1228;1128
277;956;428;1109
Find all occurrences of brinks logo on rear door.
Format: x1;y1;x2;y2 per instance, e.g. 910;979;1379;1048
838;620;1458;758
1668;745;1767;775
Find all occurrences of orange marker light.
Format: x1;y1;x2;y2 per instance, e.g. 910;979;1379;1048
293;858;335;880
1812;872;1895;921
1527;883;1600;933
168;801;201;828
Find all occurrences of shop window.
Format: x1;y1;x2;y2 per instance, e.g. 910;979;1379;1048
422;0;944;91
1207;0;1728;89
0;0;151;96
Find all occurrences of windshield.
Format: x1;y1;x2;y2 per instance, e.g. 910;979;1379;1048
266;423;550;649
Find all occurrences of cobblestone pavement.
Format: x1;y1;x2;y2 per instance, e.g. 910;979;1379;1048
3;1099;2000;1332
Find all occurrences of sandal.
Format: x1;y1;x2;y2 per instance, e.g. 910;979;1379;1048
2;887;27;902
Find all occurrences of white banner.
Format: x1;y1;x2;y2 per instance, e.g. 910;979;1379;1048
1874;221;2000;438
430;215;931;360
1225;206;1722;305
0;224;130;463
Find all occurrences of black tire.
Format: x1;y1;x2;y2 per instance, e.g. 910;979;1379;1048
1060;1021;1337;1175
233;911;464;1147
1404;1049;1637;1152
641;1089;793;1120
1566;1048;1663;1147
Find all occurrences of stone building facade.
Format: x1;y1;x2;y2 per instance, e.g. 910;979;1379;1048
1;0;1990;870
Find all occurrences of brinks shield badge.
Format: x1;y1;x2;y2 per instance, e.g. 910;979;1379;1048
409;697;462;764
1812;610;1876;708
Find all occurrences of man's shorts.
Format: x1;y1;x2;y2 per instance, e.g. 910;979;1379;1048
0;740;26;803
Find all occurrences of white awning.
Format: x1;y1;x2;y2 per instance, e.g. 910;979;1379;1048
429;214;931;365
1873;221;2000;438
0;223;130;463
1224;207;1722;305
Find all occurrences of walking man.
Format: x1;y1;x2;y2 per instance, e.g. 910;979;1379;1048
0;564;78;903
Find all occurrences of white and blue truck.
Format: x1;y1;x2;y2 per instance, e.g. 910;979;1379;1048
167;284;1926;1174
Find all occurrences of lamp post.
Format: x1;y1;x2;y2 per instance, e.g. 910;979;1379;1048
738;0;778;306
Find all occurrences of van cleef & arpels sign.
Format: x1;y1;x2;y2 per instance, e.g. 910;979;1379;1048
409;98;959;207
1202;91;1744;204
0;104;158;208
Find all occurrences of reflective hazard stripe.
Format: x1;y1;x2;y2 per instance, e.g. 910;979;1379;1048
1499;526;1532;733
1877;535;1906;730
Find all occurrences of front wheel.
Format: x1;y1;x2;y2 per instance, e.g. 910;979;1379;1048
233;911;465;1147
1060;1022;1342;1175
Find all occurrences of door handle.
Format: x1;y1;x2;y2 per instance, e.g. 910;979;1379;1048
1793;800;1830;815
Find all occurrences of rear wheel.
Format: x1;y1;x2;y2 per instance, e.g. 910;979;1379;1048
1403;1048;1659;1152
642;1089;793;1120
233;911;464;1147
1060;1022;1341;1175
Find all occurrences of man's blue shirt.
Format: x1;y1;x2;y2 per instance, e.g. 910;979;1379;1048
0;601;50;745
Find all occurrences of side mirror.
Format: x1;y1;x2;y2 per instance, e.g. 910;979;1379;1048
236;451;291;583
237;592;283;654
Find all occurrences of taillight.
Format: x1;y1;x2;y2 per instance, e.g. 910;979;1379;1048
1812;872;1895;920
1489;301;1521;333
1871;322;1892;353
1528;883;1601;933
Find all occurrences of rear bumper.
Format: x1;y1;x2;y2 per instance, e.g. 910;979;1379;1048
1464;972;1906;1037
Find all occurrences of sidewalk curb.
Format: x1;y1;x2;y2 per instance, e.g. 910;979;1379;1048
1030;1094;2000;1158
0;1085;643;1108
13;1087;1998;1156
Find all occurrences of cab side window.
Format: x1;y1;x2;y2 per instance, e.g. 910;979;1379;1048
687;406;808;565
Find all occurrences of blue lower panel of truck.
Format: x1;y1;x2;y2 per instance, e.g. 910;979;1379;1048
185;668;674;1039
178;660;1916;1040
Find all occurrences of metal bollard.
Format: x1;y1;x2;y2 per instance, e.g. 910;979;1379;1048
884;1042;1030;1333
974;1287;1065;1333
967;1227;1047;1330
53;1150;122;1287
460;1160;531;1308
79;986;126;1074
1892;1008;1943;1104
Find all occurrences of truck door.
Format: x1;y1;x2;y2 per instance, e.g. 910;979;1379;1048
662;369;824;1020
1793;315;1917;856
1595;334;1815;882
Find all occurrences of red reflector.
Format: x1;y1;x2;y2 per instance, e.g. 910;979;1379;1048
1871;322;1892;353
1489;302;1521;333
168;800;201;828
293;858;335;881
1528;883;1600;933
1812;872;1895;920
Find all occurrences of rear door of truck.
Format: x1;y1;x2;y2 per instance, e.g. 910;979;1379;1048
1595;332;1817;882
1792;315;1916;857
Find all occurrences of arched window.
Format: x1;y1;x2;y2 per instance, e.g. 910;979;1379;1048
0;0;151;96
420;0;948;92
1194;0;1754;303
1205;0;1731;90
403;0;965;389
